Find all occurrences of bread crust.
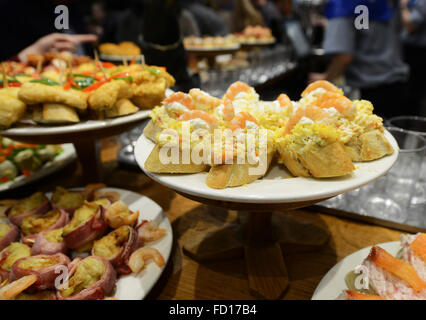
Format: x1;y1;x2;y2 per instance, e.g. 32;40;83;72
144;144;209;173
345;130;394;162
280;142;354;178
206;151;274;189
143;120;161;142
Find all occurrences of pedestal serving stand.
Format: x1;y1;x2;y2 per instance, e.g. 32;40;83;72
185;46;240;68
134;133;399;299
1;111;150;183
174;192;332;299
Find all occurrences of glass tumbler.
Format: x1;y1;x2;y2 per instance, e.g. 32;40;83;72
359;127;426;223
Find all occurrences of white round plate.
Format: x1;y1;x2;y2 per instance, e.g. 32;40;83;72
134;130;399;203
60;187;172;300
185;44;241;52
103;188;173;300
0;89;173;137
239;40;276;46
0;144;76;193
1;111;151;136
311;241;399;300
99;54;144;62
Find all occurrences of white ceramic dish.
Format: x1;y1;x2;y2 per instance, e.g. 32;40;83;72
99;188;173;300
0;187;172;299
1;111;151;137
0;89;173;137
99;54;144;62
184;44;241;52
311;241;399;300
134;130;399;204
0;144;76;192
239;40;276;46
60;187;171;300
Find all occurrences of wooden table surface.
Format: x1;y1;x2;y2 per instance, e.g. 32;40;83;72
0;138;404;300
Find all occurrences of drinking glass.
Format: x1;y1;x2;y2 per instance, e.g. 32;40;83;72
359;127;426;223
387;116;426;215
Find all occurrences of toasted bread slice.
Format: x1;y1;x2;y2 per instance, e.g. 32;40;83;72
345;130;394;162
143;120;162;142
278;149;310;178
0;88;27;128
298;142;355;178
104;99;139;118
280;142;354;178
33;103;79;124
206;151;274;189
144;144;209;173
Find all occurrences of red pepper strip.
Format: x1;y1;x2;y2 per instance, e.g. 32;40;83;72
0;177;9;183
102;62;115;68
0;82;22;88
93;74;105;81
67;77;81;89
97;62;115;69
82;72;131;92
63;82;71;90
80;72;105;81
83;79;108;92
109;72;131;79
130;56;136;65
22;170;31;177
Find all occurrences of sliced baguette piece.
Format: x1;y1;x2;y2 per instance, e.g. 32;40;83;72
104;99;139;118
144;144;209;173
206;151;274;189
33;103;79;124
276;123;355;178
345;130;394;162
278;149;310;178
143;120;161;142
298;142;355;178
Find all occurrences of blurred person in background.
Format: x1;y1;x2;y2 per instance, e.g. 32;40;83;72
182;0;230;36
250;0;296;43
179;8;201;37
233;0;265;31
400;0;426;116
98;0;144;45
309;0;409;119
143;0;199;91
0;0;97;61
214;0;234;30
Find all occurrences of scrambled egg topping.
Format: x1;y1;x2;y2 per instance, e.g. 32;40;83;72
278;123;341;154
148;82;386;164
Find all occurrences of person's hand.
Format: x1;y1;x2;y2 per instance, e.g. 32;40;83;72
308;72;327;84
18;33;98;62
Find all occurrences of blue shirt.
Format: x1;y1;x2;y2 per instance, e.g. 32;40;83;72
402;0;426;47
323;16;408;89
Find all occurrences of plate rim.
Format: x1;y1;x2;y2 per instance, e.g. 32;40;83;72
52;187;173;300
134;130;399;204
1;110;151;136
0;143;77;192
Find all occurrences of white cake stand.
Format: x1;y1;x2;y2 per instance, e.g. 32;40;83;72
134;131;398;299
1;111;151;183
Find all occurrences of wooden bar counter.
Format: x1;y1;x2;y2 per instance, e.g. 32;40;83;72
0;138;402;300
